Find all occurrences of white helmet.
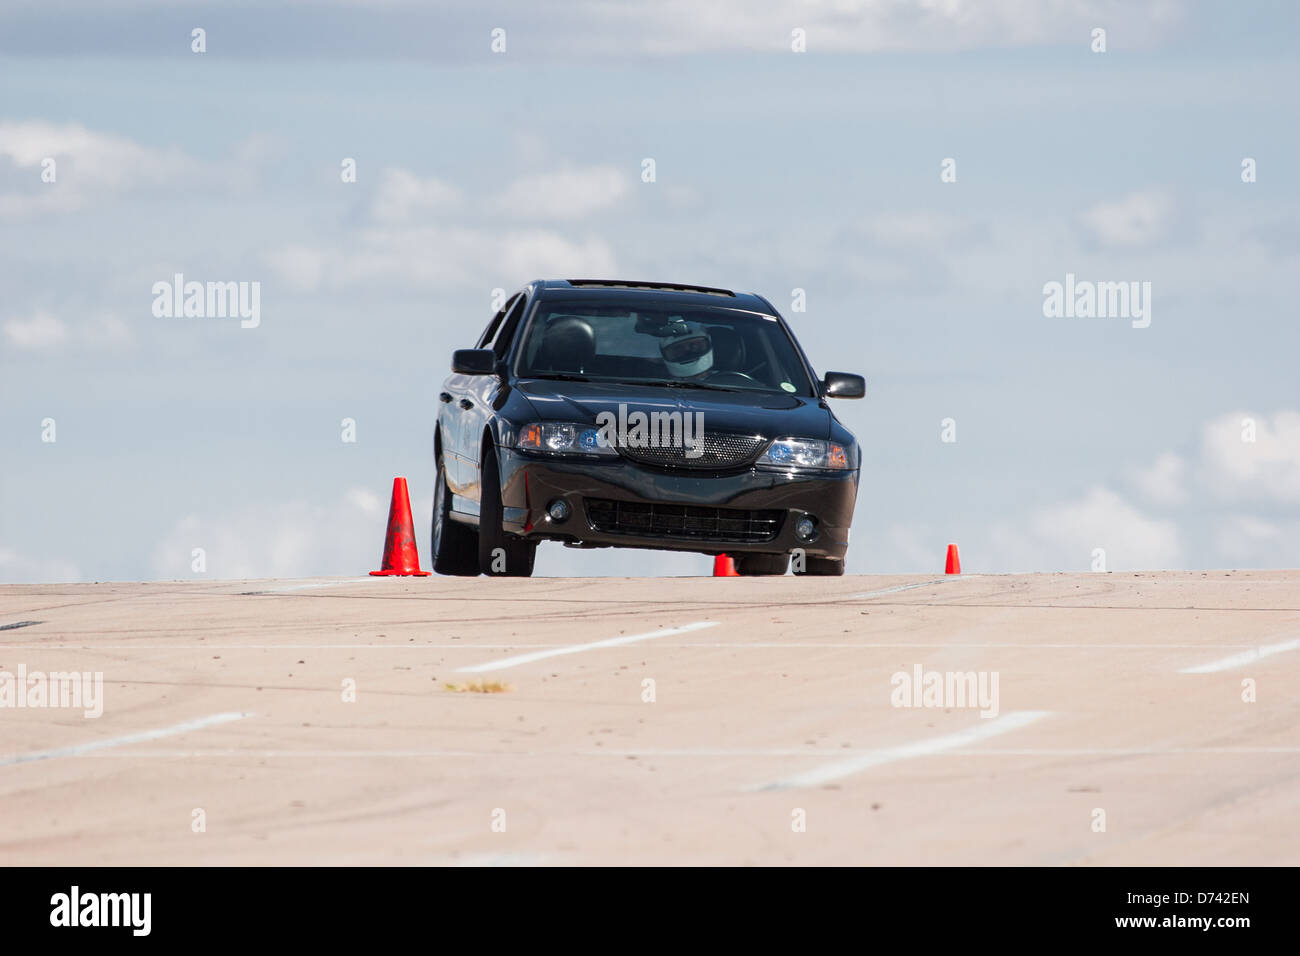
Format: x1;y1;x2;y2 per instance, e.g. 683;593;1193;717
658;322;713;377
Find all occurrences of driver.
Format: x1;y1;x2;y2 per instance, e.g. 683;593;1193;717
657;320;714;379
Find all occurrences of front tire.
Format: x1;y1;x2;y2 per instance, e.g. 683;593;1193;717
431;457;479;576
478;444;536;577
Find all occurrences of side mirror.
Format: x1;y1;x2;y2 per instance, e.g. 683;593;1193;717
452;348;496;375
822;372;865;399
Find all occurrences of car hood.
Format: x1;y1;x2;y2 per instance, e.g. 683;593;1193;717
515;379;832;440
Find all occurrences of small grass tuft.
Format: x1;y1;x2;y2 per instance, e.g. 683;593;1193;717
443;679;512;694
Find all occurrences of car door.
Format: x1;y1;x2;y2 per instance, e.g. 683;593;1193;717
441;299;510;494
461;291;528;508
437;366;469;493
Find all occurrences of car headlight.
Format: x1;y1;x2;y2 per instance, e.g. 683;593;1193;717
517;422;617;457
758;438;851;470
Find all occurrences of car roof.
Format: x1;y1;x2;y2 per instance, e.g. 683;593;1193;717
534;279;777;315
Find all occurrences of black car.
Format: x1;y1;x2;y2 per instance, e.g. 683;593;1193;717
432;279;864;577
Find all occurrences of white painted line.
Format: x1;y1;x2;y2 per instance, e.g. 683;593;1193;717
848;580;945;599
3;641;1272;651
670;642;1278;649
0;643;574;650
0;642;564;650
78;749;495;758
456;620;718;673
241;578;375;594
46;742;1300;760
1178;638;1300;674
620;746;1300;758
0;712;252;767
752;711;1050;791
931;747;1300;756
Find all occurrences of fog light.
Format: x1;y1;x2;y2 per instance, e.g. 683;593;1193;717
794;516;817;541
547;499;571;522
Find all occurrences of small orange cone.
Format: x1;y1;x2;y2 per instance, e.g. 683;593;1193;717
713;554;739;577
370;476;431;576
944;543;961;575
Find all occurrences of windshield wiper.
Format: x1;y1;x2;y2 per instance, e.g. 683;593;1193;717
529;373;590;382
641;380;740;393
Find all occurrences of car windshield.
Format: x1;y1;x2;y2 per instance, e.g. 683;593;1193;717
514;299;816;396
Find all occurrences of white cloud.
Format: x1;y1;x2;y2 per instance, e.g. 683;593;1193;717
371;168;460;224
1215;515;1283;563
0;121;190;186
492;166;626;220
150;487;416;580
0;546;81;584
0;186;81;218
0;120;274;218
882;523;942;570
267;244;328;292
490;229;618;278
1201;411;1300;505
0;0;1192;58
1095;409;1300;568
572;0;1183;53
345;487;384;517
1018;486;1181;570
270;225;617;291
3;311;66;349
0;121;196;218
1079;188;1175;246
857;211;984;248
89;315;131;345
1131;451;1187;506
266;163;619;291
2;311;132;351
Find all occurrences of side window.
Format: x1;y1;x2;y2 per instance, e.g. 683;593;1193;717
492;295;528;358
476;294;518;350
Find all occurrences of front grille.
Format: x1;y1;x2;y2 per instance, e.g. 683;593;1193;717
615;432;768;470
585;498;784;543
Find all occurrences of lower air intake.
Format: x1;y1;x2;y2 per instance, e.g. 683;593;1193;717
585;498;783;543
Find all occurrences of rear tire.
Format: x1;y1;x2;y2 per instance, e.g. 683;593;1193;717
431;457;479;576
478;445;536;577
796;556;844;576
737;553;789;576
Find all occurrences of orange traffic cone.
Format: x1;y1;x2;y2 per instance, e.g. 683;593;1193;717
713;554;739;577
944;543;961;575
370;476;432;576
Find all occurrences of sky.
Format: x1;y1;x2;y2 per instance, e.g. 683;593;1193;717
1;0;1298;581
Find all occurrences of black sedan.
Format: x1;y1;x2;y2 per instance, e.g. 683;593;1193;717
433;279;864;577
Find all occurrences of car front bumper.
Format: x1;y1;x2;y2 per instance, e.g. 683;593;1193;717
496;447;858;559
